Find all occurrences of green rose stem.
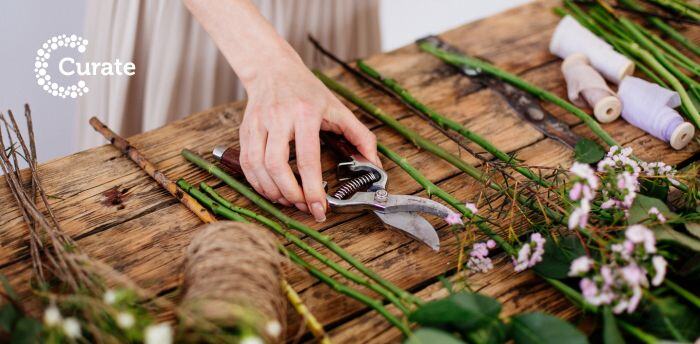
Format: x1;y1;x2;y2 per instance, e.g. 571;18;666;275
649;17;700;56
415;41;618;148
377;143;516;254
356;60;551;189
588;5;700;75
416;37;693;195
314;70;567;224
176;179;410;334
175;179;248;222
285;248;411;336
180;149;420;306
644;0;700;20
197;182;413;314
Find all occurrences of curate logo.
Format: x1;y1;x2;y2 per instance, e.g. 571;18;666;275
35;34;135;99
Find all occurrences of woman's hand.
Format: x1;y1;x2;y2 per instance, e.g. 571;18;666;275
239;59;380;222
185;0;379;222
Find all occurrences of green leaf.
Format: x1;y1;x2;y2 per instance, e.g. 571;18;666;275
0;303;18;332
639;179;669;200
653;226;700;252
404;328;466;344
10;318;42;344
631;296;700;341
574;139;605;163
602;307;624;344
686;223;700;239
510;312;588;344
466;321;508;344
628;195;675;224
409;292;501;332
0;276;17;301
533;235;586;279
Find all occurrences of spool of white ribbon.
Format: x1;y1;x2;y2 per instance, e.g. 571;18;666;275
550;16;634;84
618;76;695;150
562;53;621;123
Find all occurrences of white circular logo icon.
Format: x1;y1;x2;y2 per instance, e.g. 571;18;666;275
35;34;89;98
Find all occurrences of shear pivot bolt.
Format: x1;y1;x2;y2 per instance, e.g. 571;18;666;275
374;189;388;203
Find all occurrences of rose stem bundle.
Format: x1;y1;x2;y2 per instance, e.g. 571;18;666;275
314;70;566;224
644;0;700;20
178;179;412;315
355;59;551;189
415;39;693;195
180;148;420;308
89;118;327;341
177;180;411;335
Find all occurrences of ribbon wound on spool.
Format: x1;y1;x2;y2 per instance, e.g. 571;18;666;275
618;77;695;150
550;16;634;84
561;53;621;123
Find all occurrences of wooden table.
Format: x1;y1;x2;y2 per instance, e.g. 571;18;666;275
2;1;698;342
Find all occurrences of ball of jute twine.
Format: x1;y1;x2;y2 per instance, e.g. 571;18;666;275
180;221;286;343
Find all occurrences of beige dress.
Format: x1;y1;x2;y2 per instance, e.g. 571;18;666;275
77;0;380;149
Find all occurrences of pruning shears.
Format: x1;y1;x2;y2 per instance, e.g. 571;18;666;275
212;132;460;251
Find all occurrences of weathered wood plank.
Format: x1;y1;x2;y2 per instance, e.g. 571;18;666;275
1;0;698;342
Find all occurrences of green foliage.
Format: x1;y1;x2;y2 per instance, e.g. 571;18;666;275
404;328;466;344
602;307;624;344
630;296;700;341
686;222;700;239
409;293;589;344
0;275;43;343
639;179;669;200
628;195;675;224
510;312;588;344
10;318;42;344
409;292;502;333
653;226;700;252
574;139;605;163
533;235;586;279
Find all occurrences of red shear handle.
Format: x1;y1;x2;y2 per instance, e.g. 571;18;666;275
319;131;367;163
212;145;303;183
212;145;244;176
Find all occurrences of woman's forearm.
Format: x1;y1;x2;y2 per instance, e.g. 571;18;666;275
183;0;303;87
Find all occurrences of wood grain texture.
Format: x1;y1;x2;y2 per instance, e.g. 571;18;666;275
1;1;698;342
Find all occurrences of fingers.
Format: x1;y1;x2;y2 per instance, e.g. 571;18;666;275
239;123;284;203
336;108;381;167
264;127;307;211
295;121;326;222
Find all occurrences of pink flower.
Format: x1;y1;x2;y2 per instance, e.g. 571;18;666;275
466;240;495;273
465;202;478;214
512;233;546;272
568;201;590;230
625;225;656;254
444;213;463;225
648;207;666;223
569;182;583;201
620;264;647;287
651;255;667;286
568;256;593;277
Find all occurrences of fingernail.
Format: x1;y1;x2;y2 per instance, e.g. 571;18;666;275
295;202;309;212
310;202;326;222
278;198;291;206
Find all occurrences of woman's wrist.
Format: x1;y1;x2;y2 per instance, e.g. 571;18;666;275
239;43;307;92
